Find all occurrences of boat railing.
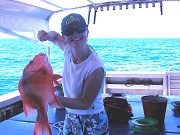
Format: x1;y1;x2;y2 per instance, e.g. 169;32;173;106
166;71;180;95
105;64;163;72
104;71;167;95
1;71;180;122
0;91;22;122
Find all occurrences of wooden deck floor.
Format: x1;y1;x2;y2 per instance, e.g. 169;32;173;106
0;95;179;135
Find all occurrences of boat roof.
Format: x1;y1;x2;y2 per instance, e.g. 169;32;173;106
0;0;166;20
0;0;178;40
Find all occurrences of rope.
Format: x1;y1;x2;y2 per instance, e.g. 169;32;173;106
125;79;154;87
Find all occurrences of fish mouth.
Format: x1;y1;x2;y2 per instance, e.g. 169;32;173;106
28;52;50;72
36;53;49;62
38;52;47;56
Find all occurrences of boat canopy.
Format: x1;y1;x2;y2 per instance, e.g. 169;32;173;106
0;0;175;41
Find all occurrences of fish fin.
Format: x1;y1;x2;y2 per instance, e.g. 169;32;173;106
53;74;62;80
18;79;37;117
53;80;62;87
34;114;52;135
23;104;37;117
49;95;63;108
18;79;25;99
53;74;62;87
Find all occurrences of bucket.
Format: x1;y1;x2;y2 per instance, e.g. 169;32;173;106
141;95;168;124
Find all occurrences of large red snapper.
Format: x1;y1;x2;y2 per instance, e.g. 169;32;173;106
18;52;62;135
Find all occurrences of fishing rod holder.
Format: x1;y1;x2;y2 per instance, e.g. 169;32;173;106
87;0;163;24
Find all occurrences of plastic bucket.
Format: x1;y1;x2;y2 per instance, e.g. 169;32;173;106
141;95;168;124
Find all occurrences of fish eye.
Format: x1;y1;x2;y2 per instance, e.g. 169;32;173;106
29;61;33;64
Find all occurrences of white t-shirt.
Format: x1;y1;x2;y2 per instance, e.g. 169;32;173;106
62;45;106;115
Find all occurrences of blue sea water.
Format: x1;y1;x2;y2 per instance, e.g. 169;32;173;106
1;38;180;96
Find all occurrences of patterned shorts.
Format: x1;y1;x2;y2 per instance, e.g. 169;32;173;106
62;110;109;135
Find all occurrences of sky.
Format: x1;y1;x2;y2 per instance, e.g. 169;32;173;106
0;1;180;38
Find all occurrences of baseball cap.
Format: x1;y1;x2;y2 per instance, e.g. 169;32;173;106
61;13;88;33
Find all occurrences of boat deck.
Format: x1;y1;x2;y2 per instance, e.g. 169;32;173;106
0;95;179;135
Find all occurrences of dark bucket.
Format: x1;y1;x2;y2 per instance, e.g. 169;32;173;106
141;95;168;124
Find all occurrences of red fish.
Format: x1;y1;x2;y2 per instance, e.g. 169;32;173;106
18;52;62;135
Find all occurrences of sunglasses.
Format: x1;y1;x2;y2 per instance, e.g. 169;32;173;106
62;27;87;36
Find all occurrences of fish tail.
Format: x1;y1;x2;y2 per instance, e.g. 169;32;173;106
33;114;52;135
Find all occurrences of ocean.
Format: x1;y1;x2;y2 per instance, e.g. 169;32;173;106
1;38;180;96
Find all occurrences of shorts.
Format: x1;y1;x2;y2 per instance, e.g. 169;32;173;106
63;110;109;135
